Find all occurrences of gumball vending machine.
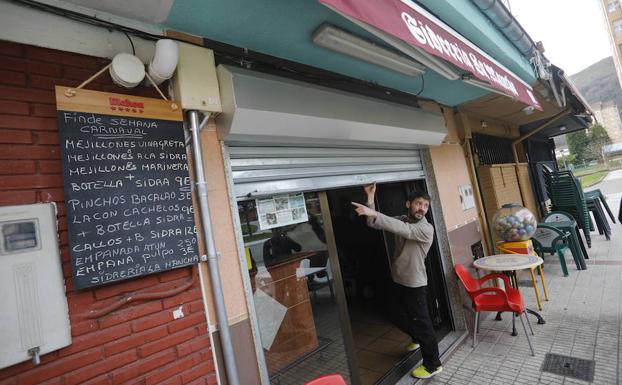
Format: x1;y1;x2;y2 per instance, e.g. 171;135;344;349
492;203;538;255
492;203;537;244
491;203;538;255
491;203;549;312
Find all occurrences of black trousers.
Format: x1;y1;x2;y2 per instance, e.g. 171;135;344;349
392;283;441;371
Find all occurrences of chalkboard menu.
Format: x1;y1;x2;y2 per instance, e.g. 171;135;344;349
55;86;199;289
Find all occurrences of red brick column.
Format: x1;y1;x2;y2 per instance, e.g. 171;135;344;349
0;40;216;385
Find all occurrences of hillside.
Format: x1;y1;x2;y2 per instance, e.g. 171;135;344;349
570;56;622;105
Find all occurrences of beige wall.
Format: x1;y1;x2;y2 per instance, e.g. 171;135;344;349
429;125;479;231
198;121;250;325
462;114;519;139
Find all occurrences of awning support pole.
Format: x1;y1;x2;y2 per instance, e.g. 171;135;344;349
511;109;570;163
189;110;241;385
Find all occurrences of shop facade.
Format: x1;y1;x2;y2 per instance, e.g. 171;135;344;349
213;65;471;384
0;37;469;384
0;1;591;385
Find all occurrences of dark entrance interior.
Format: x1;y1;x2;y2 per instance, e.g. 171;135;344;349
327;181;453;385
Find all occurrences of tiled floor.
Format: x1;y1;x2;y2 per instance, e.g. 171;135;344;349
424;191;622;385
350;308;413;385
271;287;420;385
270;287;351;385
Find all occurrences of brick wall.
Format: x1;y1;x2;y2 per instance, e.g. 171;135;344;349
0;41;217;385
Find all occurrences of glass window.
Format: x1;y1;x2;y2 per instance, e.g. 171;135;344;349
1;220;40;254
608;0;620;12
238;192;351;384
614;19;622;36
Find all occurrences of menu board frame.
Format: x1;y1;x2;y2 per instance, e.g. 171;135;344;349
55;86;199;289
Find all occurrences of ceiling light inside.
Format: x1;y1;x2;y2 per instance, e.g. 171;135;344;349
462;75;513;99
313;24;425;77
320;9;460;80
350;20;460;80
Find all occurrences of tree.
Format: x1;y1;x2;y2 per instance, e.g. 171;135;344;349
585;124;612;163
567;129;589;164
557;153;576;170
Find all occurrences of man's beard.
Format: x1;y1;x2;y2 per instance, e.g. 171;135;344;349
409;211;425;222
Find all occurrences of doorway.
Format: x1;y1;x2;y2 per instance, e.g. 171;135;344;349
327;181;453;385
237;192;353;385
235;181;453;385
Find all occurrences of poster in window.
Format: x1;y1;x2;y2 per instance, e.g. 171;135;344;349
256;193;308;230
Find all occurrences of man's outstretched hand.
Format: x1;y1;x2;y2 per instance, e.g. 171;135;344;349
352;202;377;218
364;183;376;200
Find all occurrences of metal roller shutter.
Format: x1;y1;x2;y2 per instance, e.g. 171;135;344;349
228;145;425;198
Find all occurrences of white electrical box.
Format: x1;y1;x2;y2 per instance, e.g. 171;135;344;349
171;42;222;112
0;203;71;369
459;184;476;211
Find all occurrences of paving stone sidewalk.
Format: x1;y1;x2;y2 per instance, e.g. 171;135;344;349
427;193;622;385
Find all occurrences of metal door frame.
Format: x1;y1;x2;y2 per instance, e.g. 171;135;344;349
224;143;457;385
319;191;362;385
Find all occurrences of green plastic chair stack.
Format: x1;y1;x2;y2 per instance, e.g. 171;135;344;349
542;168;591;247
584;189;615;240
584;189;616;223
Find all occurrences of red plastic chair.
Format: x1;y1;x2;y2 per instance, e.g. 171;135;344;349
455;264;535;356
304;374;347;385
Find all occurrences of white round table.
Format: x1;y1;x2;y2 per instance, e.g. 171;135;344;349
473;253;547;332
473;254;543;272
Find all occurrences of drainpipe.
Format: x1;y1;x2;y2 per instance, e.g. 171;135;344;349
189;110;241;385
471;0;564;105
548;76;564;108
471;0;537;57
559;69;595;117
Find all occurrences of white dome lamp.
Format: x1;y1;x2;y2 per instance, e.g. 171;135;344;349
109;52;145;88
147;39;179;85
108;39;178;89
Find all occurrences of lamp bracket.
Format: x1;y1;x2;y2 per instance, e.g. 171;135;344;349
63;61;177;111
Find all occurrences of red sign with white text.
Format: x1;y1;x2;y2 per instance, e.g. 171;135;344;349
320;0;542;110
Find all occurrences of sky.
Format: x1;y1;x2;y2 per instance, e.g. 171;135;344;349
509;0;612;75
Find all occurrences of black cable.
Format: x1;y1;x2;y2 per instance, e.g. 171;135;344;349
12;0;164;42
415;74;425;96
122;31;136;55
11;0;433;108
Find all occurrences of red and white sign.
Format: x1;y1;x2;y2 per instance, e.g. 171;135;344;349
109;97;145;113
320;0;542;110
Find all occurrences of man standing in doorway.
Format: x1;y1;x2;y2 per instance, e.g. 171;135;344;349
351;183;442;379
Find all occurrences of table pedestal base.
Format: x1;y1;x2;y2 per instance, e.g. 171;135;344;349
527;308;546;324
496;309;545;336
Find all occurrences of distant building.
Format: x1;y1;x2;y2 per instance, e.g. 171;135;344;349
553;135;568;155
555;147;570;158
599;0;622;89
592;100;622;142
603;141;622;156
